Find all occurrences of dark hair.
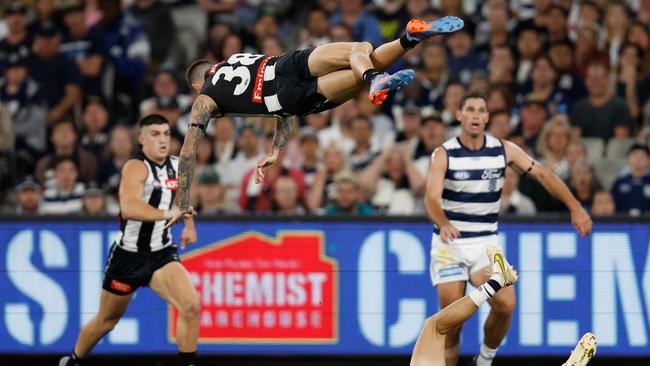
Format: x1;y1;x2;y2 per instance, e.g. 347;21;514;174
185;59;213;88
534;54;558;74
587;60;610;73
53;155;78;170
459;91;488;109
489;109;511;120
138;114;169;128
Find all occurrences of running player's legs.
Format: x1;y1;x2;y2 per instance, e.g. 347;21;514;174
149;261;201;352
436;281;467;366
469;266;516;360
73;290;133;357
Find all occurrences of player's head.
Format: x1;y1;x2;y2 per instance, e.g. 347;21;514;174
456;92;489;139
138;114;171;161
185;59;213;93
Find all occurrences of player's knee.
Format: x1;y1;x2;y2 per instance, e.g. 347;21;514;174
492;293;516;315
179;294;201;319
352;41;373;55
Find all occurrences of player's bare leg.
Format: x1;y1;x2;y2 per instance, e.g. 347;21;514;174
563;333;597;366
435;281;466;366
411;246;518;366
149;261;201;363
469;258;517;365
59;290;133;365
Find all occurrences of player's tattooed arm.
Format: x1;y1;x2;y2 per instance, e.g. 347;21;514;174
165;95;218;228
272;116;294;152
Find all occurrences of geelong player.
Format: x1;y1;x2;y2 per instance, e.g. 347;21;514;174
164;16;465;226
424;92;592;366
60;115;200;366
410;245;597;366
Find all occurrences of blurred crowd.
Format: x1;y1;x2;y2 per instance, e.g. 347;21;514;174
1;0;650;217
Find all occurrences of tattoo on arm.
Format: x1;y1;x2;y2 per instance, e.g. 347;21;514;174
272;117;294;151
177;96;214;210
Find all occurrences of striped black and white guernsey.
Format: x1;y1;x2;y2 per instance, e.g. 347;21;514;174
437;135;506;244
114;154;178;253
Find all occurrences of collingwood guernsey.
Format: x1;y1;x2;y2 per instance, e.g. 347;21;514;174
437;135;506;243
114;154;179;252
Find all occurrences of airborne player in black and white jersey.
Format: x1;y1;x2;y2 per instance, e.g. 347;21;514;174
164;16;465;226
60;115;200;366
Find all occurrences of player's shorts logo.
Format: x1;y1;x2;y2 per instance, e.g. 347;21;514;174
170;232;339;344
110;279;132;294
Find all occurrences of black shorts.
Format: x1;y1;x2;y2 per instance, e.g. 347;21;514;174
275;47;340;116
102;244;180;296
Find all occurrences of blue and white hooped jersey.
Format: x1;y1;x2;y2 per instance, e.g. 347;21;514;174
436;135;506;244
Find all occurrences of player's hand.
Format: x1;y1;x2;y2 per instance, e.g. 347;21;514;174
255;149;279;184
163;206;196;229
439;224;460;244
571;207;592;237
180;225;197;250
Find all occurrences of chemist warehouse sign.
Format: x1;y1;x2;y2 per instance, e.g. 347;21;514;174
1;219;650;356
169;232;338;343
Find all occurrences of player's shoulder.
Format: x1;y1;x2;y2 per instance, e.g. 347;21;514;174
485;134;503;148
122;158;148;176
441;137;460;150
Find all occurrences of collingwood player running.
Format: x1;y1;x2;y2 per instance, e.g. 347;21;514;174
425;92;592;366
60;115;200;366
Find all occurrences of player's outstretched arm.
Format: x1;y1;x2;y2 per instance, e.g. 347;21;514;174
165;94;218;228
503;140;592;237
424;147;459;243
255;117;294;183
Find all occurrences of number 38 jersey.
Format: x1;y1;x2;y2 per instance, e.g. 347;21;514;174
200;53;282;116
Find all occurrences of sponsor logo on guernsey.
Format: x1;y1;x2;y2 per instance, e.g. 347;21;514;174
252;57;271;103
165;178;178;191
453;171;470;180
482;169;502;180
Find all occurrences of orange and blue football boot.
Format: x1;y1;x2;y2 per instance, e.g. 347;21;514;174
405;16;465;42
368;69;415;106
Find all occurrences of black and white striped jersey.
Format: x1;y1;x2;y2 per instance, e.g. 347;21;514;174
115;154;178;253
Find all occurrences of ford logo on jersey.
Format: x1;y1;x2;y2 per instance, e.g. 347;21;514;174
453;171;470;180
482;169;502;180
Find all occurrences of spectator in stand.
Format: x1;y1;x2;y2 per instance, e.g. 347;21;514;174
221;124;263;203
513;0;550;36
130;0;175;68
250;9;280;52
603;1;629;69
238;148;305;213
0;2;32;72
195;167;240;215
40;156;85;214
349;116;377;172
0;58;47;172
638;0;650;28
96;0;150;123
330;0;383;47
488;46;516;88
615;43;642;121
329;23;354;43
261;36;284;56
626;22;650;77
440;81;465;129
360;146;425;214
323;170;374;215
79;96;109;159
140;69;191;132
545;5;569;44
591;190;616;216
475;0;511;57
413;114;447;177
487;86;513;114
446;21;485;85
29;20;82;126
35;119;97;188
15;176;41;215
33;0;63;26
521;55;570;116
272;176;306;215
499;166;536;215
611;143;650;216
298;7;330;49
355;90;395;151
512;94;548;150
298;127;320;188
211;117;236;167
574;21;608;77
199;0;237;31
395;104;423;150
569;160;601;210
60;0;104;97
571;61;633;141
97;125;134;196
548;41;588;103
487;109;512;140
81;186;106;214
515;27;543;88
536;117;576;181
418;42;449;108
306;144;348;212
373;0;408;43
